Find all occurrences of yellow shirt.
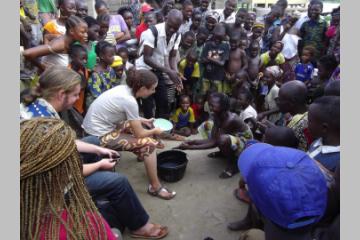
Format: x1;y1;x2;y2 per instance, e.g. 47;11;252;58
260;52;285;66
178;59;200;79
20;7;26;19
171;107;196;128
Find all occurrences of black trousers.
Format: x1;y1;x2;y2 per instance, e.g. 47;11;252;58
141;70;170;119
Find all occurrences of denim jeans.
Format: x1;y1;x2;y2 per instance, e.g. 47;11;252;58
85;171;149;231
80;135;101;164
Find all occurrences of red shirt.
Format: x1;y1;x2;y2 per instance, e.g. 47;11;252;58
135;22;148;41
39;210;116;240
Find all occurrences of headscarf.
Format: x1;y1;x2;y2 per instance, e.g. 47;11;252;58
266;65;283;79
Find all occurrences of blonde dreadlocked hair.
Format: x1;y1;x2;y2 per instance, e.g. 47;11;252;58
20;118;109;240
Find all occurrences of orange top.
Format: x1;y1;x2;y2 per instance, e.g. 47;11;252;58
68;64;89;114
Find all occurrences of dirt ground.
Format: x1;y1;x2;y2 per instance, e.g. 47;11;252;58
114;134;249;240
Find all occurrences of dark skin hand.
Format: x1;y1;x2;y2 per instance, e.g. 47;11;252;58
176;111;247;150
143;46;184;91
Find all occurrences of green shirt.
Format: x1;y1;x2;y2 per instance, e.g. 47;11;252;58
74;41;98;71
37;0;56;13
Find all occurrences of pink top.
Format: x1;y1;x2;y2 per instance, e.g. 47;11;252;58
39;210;117;240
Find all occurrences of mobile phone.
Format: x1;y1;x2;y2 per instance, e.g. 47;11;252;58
110;157;120;163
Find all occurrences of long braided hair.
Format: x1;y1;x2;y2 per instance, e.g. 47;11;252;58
20;118;109;239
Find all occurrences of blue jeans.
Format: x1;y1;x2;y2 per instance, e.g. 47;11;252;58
85;171;149;231
80;135;101;164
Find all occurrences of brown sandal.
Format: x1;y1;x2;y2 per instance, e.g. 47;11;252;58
130;224;169;239
147;185;176;200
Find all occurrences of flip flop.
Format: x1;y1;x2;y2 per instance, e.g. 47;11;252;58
219;168;239;179
130;224;169;239
233;188;251;204
147;185;176;200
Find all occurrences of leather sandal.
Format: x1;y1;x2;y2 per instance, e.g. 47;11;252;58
130;224;169;239
147;185;176;200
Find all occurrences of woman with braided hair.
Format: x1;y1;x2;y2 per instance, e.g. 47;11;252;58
20;66;170;239
20;118;117;240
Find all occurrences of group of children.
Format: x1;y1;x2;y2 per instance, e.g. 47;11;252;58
20;0;341;238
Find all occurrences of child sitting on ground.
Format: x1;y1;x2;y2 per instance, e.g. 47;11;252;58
86;41;117;107
170;95;197;137
294;45;316;86
178;49;200;98
191;95;209;128
232;87;257;129
201;24;230;94
256;66;283;124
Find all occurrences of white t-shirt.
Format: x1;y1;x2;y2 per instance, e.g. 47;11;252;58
178;19;192;34
265;85;281;123
218;10;236;24
280;25;301;59
82;85;140;137
135;22;181;70
239;105;257;122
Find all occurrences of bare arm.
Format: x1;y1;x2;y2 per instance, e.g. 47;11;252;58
129;119;163;138
169;49;178;71
207;56;226;66
75;140;120;157
240;50;248;71
83;159;116;177
114;29;131;43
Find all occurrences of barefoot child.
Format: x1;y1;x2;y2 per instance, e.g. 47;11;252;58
225;8;248;37
178;93;253;178
247;41;261;93
201;24;230;93
191;94;209;127
224;32;248;95
171;95;197;137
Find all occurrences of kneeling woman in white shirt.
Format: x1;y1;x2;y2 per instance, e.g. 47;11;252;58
83;69;176;200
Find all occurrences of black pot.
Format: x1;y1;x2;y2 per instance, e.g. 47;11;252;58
157;150;188;182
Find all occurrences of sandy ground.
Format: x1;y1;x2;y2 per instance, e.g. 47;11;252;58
114;134;249;240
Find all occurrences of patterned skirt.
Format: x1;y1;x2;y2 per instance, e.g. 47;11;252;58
100;121;159;159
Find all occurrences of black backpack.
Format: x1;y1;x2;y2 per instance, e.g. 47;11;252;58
138;25;180;56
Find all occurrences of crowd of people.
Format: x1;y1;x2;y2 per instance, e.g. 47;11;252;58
20;0;340;239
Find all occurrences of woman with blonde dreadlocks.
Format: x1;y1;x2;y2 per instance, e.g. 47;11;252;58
20;66;170;239
20;118;117;240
